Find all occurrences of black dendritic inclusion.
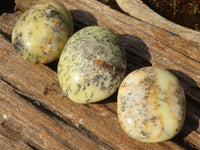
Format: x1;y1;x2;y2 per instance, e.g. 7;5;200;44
13;33;25;54
141;130;150;139
13;40;25;52
26;5;62;22
46;9;61;18
45;5;61;19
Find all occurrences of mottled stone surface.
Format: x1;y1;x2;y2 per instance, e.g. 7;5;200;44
117;67;186;143
58;26;126;103
12;1;73;64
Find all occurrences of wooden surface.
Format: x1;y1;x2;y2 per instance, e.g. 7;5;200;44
0;0;200;149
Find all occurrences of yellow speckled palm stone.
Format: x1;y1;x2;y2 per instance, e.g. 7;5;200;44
58;26;126;103
117;67;186;143
12;1;73;64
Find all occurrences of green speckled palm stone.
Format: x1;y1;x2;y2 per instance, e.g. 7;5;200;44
12;1;73;64
117;67;186;143
58;26;126;103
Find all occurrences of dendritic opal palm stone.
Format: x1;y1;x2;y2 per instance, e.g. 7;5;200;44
117;67;186;143
12;1;73;64
58;26;126;103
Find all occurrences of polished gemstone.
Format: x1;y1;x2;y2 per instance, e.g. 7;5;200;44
12;1;73;64
117;67;186;142
58;26;126;103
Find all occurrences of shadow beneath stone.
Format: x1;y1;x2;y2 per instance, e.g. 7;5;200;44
46;59;59;72
168;69;200;149
169;70;197;86
96;90;118;104
69;10;98;32
173;97;200;150
118;34;152;75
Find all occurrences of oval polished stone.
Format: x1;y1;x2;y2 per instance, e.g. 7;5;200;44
58;26;126;103
117;67;186;143
12;1;73;64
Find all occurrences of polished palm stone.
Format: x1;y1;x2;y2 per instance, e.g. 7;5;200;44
117;67;186;143
12;1;73;64
58;26;126;103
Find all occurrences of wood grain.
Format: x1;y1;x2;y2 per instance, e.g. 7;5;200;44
0;0;200;149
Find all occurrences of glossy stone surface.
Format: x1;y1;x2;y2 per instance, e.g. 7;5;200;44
117;67;186;143
12;1;73;64
58;26;126;103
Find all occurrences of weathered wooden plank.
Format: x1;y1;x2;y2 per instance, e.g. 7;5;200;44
0;0;199;149
0;77;107;150
0;135;32;150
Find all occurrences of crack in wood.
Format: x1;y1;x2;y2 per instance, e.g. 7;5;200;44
27;143;39;150
0;78;20;91
76;124;119;150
